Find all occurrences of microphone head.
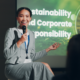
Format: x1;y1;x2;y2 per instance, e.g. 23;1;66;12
22;26;26;34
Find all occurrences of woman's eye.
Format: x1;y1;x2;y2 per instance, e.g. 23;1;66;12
20;16;23;17
26;16;29;17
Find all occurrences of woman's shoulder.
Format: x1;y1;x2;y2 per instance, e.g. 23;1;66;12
7;27;18;31
5;27;19;36
4;27;18;38
6;27;20;33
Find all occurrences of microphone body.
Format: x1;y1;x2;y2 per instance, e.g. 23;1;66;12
22;26;26;34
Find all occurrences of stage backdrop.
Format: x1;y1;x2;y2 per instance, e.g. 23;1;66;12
17;0;80;68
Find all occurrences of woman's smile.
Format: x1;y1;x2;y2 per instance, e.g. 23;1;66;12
17;9;31;29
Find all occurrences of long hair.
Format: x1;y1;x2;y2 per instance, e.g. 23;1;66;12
66;34;80;80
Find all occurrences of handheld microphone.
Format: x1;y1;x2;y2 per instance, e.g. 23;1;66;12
22;26;26;34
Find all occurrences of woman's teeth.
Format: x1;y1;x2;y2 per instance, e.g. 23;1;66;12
22;22;26;23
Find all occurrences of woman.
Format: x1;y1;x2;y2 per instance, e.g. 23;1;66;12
4;7;60;80
52;34;80;80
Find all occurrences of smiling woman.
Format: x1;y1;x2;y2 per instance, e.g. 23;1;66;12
4;7;60;80
16;8;32;30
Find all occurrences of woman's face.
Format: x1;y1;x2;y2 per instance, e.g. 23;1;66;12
17;9;31;29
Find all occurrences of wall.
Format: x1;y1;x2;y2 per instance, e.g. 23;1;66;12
0;0;16;80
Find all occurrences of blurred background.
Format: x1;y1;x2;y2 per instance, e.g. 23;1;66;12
0;0;80;80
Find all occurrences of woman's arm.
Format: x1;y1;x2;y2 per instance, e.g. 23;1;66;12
17;32;27;48
30;32;60;61
4;28;20;59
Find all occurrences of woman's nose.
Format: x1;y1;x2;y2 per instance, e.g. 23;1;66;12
23;17;26;20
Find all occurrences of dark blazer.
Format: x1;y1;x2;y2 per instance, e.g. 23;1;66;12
4;27;47;64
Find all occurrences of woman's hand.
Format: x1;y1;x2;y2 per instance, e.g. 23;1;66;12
17;33;27;48
46;43;61;52
20;33;27;43
50;43;61;50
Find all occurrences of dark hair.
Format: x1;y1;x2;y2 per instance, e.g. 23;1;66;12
16;7;32;17
66;34;80;80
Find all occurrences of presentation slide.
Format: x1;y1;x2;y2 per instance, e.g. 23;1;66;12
17;0;80;68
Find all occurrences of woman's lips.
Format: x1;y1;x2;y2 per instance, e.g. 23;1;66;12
21;22;27;25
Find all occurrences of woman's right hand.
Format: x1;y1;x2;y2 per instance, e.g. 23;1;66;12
17;33;27;48
20;33;27;43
